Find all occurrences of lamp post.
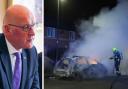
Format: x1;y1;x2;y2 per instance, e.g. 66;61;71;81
57;0;60;29
57;0;66;29
56;0;66;62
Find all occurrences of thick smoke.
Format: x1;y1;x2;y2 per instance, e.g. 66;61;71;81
65;1;128;75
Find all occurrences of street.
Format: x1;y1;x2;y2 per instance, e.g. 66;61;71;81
45;76;128;89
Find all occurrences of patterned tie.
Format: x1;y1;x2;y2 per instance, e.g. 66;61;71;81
13;52;21;89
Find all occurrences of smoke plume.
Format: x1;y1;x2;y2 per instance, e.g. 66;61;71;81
65;1;128;75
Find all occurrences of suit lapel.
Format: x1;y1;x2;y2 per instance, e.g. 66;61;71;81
0;34;12;89
0;52;13;89
20;50;27;89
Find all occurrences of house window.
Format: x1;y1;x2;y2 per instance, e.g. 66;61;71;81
69;31;75;40
46;27;56;38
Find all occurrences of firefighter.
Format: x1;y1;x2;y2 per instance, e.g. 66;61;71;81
110;48;123;76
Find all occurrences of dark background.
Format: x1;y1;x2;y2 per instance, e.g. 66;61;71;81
44;0;117;30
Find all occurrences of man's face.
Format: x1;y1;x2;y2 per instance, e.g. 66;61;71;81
3;5;36;50
4;16;36;50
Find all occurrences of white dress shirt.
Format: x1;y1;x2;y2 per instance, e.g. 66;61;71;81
5;38;22;74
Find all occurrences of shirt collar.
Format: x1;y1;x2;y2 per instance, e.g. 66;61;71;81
5;38;22;55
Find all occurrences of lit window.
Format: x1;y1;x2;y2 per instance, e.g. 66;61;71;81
46;27;56;38
69;31;75;40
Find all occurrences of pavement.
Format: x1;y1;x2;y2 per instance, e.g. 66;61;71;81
44;76;128;89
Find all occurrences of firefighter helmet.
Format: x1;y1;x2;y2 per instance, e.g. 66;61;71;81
112;48;118;52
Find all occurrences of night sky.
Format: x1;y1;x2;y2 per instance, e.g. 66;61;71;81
44;0;117;30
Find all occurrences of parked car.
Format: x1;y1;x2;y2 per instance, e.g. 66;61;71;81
53;56;107;79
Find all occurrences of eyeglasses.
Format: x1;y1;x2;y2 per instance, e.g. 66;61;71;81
8;23;36;32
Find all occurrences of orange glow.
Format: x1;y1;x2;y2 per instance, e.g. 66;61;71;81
88;60;98;64
75;56;98;64
88;57;98;64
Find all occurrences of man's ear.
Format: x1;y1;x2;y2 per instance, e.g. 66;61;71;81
3;25;11;34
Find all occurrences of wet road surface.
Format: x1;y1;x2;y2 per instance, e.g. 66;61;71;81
44;76;128;89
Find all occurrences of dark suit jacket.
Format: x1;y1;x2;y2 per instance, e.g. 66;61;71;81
0;34;40;89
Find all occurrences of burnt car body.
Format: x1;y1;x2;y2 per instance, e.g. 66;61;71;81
53;56;108;79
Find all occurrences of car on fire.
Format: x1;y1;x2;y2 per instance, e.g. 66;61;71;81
53;56;107;79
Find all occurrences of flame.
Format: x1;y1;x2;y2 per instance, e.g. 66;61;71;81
88;57;98;64
75;56;98;64
89;60;98;64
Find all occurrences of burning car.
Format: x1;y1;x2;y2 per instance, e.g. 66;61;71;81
53;56;108;79
53;57;75;78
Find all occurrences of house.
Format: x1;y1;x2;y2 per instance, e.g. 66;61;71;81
44;26;78;61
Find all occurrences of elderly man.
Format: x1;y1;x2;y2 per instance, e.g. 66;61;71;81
0;5;40;89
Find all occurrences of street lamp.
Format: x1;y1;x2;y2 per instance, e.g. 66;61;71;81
57;0;60;29
56;0;66;62
57;0;66;29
